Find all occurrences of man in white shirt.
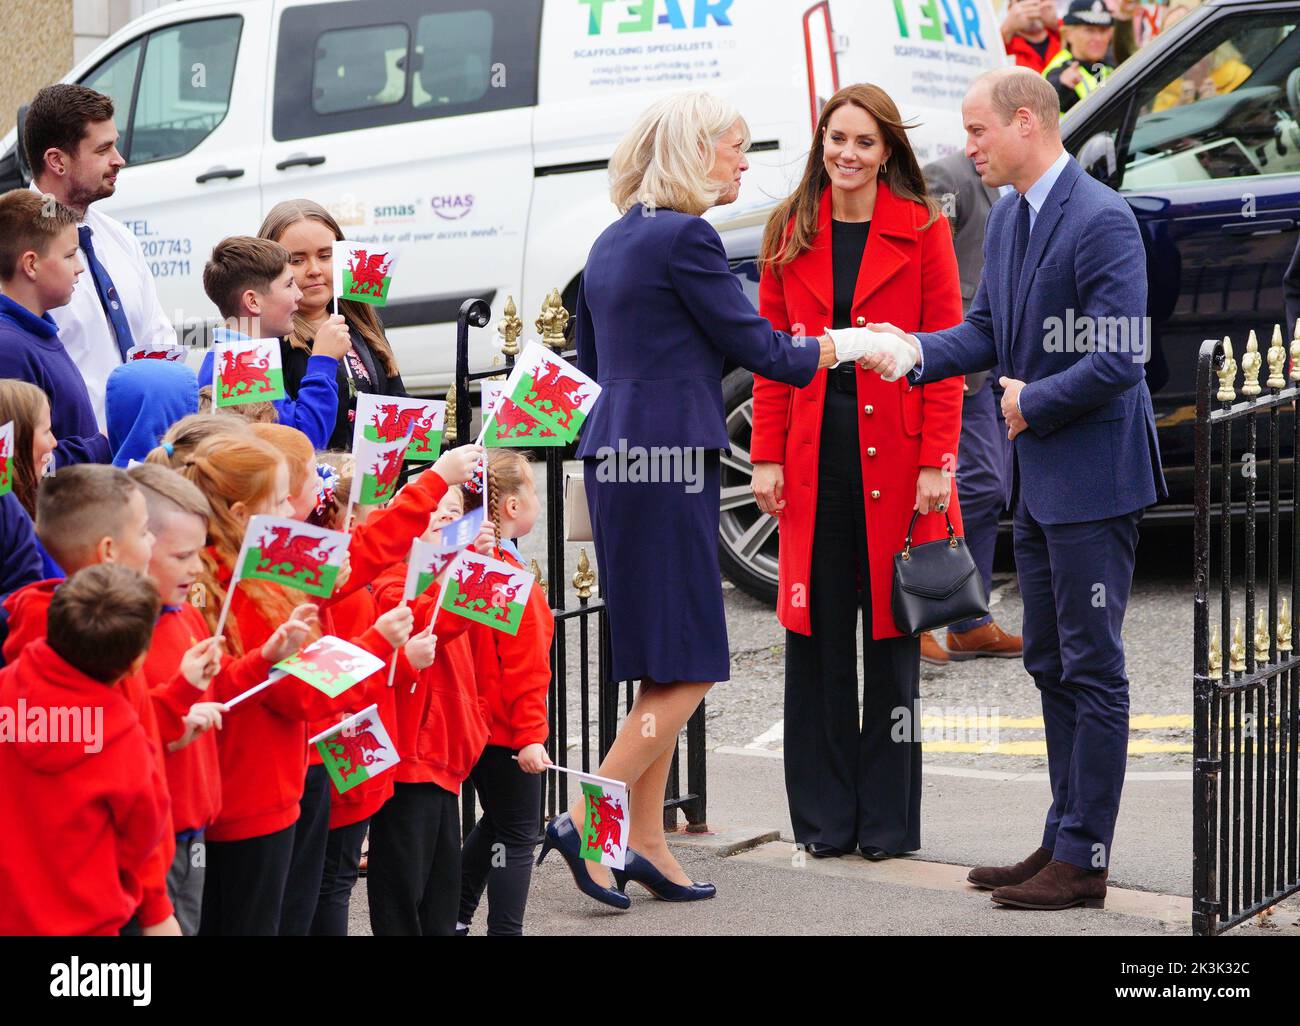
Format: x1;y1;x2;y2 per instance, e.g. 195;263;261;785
25;84;176;427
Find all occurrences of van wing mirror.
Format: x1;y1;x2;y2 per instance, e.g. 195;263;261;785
1077;131;1120;188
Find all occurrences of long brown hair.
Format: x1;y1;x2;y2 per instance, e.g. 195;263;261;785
258;199;400;377
760;84;940;269
0;380;49;517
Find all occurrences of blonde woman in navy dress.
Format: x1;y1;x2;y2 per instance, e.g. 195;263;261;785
536;91;878;907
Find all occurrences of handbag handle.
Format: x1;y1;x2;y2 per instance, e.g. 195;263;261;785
900;508;958;561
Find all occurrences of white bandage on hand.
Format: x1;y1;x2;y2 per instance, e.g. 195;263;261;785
873;332;918;383
824;327;918;381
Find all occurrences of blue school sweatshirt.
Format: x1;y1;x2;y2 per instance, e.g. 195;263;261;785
197;328;338;450
105;359;199;466
0;294;112;467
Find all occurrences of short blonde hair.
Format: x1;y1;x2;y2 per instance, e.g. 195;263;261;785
975;67;1061;135
609;91;751;217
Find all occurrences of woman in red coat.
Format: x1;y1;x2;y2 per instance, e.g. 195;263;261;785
750;84;965;860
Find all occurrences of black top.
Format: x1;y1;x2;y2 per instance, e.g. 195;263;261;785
280;323;408;451
831;218;871;330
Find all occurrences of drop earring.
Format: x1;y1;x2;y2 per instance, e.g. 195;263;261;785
881;161;888;175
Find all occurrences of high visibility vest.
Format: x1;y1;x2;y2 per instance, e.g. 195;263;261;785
1043;47;1114;116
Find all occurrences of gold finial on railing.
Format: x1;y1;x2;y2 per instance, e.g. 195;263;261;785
1241;329;1262;398
1229;616;1246;672
1209;625;1222;677
1217;336;1238;403
529;558;547;594
572;548;596;600
1267;324;1287;389
1278;597;1292;653
1254;609;1271;663
536;288;569;351
497;295;523;358
1292;319;1300;383
444;385;458;444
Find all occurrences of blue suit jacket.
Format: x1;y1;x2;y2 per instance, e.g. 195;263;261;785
575;204;820;457
914;157;1166;525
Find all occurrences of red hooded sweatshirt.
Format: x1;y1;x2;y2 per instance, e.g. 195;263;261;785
0;640;168;935
3;579;177;927
467;547;553;751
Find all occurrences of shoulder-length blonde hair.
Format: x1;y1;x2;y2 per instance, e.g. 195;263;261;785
760;83;940;269
258;199;400;378
609;91;751;217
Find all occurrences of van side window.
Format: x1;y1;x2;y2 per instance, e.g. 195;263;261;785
129;18;242;163
313;24;410;115
1074;12;1300;191
79;16;242;166
274;0;542;142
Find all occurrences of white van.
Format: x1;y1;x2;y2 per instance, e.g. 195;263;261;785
0;0;1005;392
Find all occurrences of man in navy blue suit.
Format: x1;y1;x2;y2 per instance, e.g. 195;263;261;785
862;67;1166;911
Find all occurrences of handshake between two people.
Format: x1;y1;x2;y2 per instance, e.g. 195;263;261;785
825;323;920;382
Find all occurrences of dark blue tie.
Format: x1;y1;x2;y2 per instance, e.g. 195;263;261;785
78;225;135;361
1009;196;1032;300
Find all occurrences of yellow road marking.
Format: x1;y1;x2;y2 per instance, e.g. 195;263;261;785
919;714;1191;730
925;739;1192;755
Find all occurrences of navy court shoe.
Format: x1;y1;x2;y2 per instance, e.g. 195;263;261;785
536;813;631;910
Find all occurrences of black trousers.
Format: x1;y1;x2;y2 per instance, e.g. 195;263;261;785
199;825;296;936
368;782;461;936
310;818;369;936
458;745;543;936
783;384;923;855
279;763;331;935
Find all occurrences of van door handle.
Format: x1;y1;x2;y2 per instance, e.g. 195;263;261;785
1221;218;1296;237
195;166;245;184
275;154;326;171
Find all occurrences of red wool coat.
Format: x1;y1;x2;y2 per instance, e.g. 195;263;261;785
751;184;966;640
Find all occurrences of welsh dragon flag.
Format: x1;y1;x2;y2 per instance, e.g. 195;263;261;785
334;242;399;306
481;381;564;448
0;421;12;498
213;337;286;407
355;393;445;462
351;428;414;506
500;341;601;444
234;515;349;598
578;771;629;870
276;636;385;699
438;550;535;635
403;508;486;600
311;704;400;794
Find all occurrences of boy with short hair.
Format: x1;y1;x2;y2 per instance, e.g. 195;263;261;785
2;465;221;936
0;188;111;466
196;236;348;450
0;564;169;935
127;462;310;936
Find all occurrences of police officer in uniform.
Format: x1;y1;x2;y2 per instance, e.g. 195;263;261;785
1043;0;1115;115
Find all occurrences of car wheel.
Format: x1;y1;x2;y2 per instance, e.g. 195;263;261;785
719;368;779;605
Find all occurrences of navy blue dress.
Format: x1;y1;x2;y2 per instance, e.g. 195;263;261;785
575;205;821;684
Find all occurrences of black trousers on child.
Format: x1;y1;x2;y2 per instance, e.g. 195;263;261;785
783;384;923;856
458;745;542;936
199;825;296;935
279;763;332;935
310;818;369;936
368;782;461;936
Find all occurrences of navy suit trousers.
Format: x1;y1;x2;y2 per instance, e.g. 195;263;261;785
1012;491;1140;869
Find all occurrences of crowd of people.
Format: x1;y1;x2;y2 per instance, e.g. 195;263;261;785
0;83;561;937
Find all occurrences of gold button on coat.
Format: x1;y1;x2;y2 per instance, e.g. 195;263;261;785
864;405;874;415
856;316;866;327
867;447;877;457
871;490;881;500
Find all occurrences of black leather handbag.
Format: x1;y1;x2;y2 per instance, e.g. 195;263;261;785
891;510;988;636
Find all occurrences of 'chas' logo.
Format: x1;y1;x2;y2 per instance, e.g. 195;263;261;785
580;0;735;34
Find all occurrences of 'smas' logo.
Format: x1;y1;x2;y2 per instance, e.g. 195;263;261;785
374;203;418;224
580;0;734;35
432;194;475;221
892;0;988;49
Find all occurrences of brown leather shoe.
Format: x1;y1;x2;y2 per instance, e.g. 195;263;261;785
990;860;1108;910
946;620;1023;660
967;846;1052;890
920;631;949;665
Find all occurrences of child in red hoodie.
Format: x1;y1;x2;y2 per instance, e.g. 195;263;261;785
0;565;171;935
2;464;223;936
128;461;315;936
176;432;416;936
456;451;554;936
244;424;484;935
367;485;494;935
